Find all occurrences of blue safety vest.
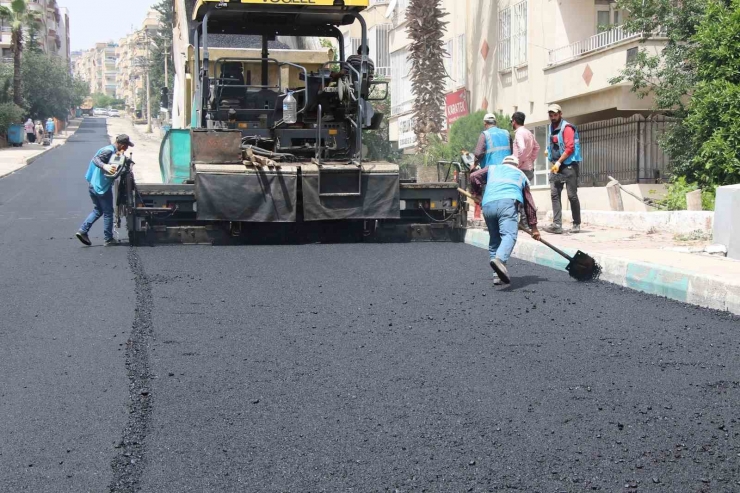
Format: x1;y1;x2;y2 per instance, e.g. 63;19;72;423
482;164;529;207
85;144;116;194
482;127;511;169
548;118;582;165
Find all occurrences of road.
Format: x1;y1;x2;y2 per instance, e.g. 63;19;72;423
1;118;738;492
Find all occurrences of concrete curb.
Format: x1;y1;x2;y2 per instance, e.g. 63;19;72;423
465;228;740;316
23;144;59;165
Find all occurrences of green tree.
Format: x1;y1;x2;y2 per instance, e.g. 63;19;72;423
22;52;81;120
148;0;174;112
611;0;740;188
0;0;42;106
91;93;115;109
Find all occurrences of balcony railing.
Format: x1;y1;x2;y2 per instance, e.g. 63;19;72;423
369;0;390;5
548;25;638;66
376;66;391;78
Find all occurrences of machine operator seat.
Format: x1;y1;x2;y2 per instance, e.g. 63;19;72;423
218;62;245;108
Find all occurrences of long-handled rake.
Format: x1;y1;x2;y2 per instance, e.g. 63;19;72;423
518;226;602;282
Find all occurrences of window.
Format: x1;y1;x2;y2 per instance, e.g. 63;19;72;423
596;5;624;32
512;1;527;67
443;39;453;92
499;0;527;71
344;37;361;60
368;24;391;77
455;34;466;88
498;7;511;71
390;48;413;116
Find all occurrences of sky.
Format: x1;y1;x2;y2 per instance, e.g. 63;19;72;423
64;0;159;51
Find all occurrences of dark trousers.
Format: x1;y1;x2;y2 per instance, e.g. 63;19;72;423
549;163;581;226
518;169;535;228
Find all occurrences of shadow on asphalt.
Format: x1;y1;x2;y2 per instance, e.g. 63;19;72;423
503;274;549;290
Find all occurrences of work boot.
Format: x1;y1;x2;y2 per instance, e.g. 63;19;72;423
571;224;581;234
75;231;91;246
544;224;563;234
490;258;510;285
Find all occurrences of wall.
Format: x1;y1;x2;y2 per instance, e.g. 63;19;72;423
531;183;668;213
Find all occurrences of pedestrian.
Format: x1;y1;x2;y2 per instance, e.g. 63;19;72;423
34;120;44;143
470;155;541;285
473;113;513;170
511;111;540;230
75;134;134;247
24;118;35;143
545;104;582;234
45;118;55;144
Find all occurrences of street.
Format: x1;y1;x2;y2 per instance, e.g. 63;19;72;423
1;118;739;492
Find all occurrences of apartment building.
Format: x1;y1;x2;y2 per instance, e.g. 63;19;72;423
382;0;668;186
0;0;71;62
74;42;119;96
116;10;160;111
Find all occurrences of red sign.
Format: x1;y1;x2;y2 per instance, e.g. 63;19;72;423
445;88;469;127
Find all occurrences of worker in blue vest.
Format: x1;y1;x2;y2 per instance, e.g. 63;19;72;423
473;113;513;170
545;104;582;234
470;155;540;285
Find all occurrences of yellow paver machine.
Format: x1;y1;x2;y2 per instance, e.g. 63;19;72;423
117;0;467;244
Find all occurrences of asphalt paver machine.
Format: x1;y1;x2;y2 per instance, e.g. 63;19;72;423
118;0;467;244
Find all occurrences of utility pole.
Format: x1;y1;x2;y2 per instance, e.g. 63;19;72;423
145;30;152;134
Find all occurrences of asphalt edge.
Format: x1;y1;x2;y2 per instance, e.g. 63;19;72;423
465;228;740;316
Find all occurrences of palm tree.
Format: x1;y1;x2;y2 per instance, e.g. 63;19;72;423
406;0;448;153
0;0;42;106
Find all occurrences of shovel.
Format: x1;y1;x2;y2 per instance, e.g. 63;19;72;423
518;225;602;282
456;188;601;281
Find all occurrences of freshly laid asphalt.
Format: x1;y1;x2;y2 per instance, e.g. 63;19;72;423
1;118;739;492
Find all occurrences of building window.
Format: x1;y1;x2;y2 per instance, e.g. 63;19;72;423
343;37;361;60
390;48;413;116
443;39;453;92
498;7;511;71
368;24;391;77
596;5;624;32
455;34;466;88
500;0;527;71
512;1;527;67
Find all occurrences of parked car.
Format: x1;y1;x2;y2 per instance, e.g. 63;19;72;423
108;109;120;117
93;108;106;116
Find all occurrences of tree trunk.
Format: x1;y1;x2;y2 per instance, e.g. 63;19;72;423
12;29;22;107
407;0;448;153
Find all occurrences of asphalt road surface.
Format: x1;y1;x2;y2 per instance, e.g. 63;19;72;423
1;118;738;492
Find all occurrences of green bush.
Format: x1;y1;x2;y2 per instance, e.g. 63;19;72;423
657;177;716;211
0;102;25;136
406;110;513;168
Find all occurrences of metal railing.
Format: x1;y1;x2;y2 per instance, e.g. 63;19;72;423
369;0;389;5
548;25;638;65
532;114;672;187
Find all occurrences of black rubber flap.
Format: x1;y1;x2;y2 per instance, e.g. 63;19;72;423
302;172;400;221
195;172;297;222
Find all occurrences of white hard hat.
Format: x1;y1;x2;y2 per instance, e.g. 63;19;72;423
502;155;520;166
483;113;497;124
547;104;562;114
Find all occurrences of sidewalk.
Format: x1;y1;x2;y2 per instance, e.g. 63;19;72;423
105;116;163;184
0;119;80;179
465;223;740;316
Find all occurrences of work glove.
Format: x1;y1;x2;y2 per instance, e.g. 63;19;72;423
103;164;116;175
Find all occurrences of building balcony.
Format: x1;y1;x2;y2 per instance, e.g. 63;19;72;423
547;25;642;66
543;30;667;117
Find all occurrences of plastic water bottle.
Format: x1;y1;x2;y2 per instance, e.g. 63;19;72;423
283;91;297;124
